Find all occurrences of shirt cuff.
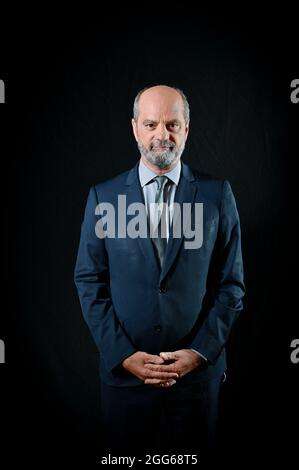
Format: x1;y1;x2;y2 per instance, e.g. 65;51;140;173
190;348;208;362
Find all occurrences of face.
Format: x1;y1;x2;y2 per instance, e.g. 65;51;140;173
132;86;189;169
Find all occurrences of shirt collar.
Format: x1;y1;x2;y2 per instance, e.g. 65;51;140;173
138;158;181;188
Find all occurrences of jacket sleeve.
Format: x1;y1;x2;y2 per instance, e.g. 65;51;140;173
74;186;137;373
189;180;245;364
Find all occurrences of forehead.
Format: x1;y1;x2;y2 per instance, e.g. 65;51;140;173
138;89;184;120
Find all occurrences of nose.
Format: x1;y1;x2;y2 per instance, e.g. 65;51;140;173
156;123;169;141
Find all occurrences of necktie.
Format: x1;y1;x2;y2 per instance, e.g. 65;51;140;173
151;175;169;268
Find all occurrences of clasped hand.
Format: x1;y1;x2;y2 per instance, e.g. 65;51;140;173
122;350;204;388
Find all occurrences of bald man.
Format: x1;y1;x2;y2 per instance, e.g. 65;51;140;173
74;85;245;457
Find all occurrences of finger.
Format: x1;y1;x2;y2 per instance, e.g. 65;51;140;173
160;351;179;361
159;352;174;361
164;379;176;387
153;380;177;388
144;378;176;386
144;378;165;384
144;354;164;364
145;370;179;379
160;379;176;387
144;363;178;373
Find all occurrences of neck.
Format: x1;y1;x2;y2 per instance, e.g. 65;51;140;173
141;155;180;175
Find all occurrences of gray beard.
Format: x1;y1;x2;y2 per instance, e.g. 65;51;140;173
137;140;185;169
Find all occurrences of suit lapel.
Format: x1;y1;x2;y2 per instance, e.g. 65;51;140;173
125;163;159;272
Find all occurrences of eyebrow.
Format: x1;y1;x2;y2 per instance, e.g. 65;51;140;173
142;119;181;125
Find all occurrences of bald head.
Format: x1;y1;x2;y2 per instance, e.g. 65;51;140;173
133;85;190;126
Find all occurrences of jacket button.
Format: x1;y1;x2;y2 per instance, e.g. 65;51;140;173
159;286;167;294
154;325;162;332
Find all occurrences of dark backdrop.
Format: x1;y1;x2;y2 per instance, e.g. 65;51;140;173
1;15;298;467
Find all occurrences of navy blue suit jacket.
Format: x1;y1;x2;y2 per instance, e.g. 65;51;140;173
74;161;245;386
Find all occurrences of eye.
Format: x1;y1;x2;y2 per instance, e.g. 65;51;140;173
144;123;156;129
168;122;180;130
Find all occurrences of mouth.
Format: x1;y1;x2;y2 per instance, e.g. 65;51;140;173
152;146;172;150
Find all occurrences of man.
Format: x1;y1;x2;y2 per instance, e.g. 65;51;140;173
74;85;245;456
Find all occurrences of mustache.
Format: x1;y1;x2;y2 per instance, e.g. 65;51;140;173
149;140;176;150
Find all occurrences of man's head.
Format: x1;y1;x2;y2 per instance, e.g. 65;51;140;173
132;85;189;170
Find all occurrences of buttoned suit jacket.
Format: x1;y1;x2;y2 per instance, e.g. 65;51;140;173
74;161;245;387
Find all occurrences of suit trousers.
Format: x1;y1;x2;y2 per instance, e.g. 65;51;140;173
100;376;222;457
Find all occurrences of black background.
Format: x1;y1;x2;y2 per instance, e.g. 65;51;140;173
1;14;298;467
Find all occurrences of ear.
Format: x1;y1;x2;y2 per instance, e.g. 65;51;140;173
184;125;189;140
131;118;138;142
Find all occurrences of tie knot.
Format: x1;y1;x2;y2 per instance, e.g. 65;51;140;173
154;175;168;190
